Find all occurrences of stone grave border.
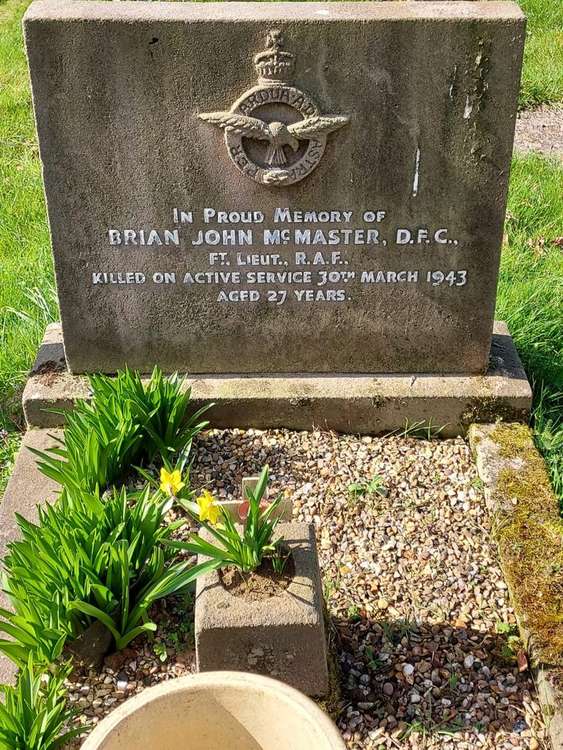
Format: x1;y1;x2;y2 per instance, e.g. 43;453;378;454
469;424;563;750
195;522;329;697
3;329;560;746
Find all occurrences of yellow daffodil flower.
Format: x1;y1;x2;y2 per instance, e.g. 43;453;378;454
160;468;185;497
197;489;221;525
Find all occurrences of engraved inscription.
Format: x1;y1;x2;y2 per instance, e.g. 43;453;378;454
100;206;468;308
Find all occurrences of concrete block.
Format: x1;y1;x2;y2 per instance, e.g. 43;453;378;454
195;522;329;696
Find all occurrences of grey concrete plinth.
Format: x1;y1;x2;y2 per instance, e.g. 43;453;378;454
23;322;532;437
195;522;329;697
0;428;62;684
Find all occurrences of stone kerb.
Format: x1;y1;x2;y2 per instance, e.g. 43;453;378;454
469;423;563;750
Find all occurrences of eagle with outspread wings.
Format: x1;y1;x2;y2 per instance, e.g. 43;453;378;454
199;112;350;167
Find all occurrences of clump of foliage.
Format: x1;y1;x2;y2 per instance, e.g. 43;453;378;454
170;465;288;574
0;485;211;664
32;367;210;495
347;475;386;500
0;659;85;750
32;390;142;497
1;368;213;666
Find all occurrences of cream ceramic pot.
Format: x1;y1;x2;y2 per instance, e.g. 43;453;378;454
81;671;345;750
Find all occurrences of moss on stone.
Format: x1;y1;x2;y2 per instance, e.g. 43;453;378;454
460;397;529;429
489;424;563;666
493;422;539;458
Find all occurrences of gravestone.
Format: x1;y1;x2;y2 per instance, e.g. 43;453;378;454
24;0;526;377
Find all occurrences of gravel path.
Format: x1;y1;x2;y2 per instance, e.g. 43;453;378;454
67;429;547;749
514;104;562;160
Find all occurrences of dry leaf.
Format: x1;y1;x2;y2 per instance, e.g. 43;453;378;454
527;236;546;258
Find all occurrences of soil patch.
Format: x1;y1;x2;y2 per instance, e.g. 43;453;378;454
514;104;562;159
220;550;295;601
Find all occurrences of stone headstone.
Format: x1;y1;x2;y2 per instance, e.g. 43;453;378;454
24;1;525;375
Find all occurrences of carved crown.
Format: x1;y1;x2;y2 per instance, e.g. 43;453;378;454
253;31;295;84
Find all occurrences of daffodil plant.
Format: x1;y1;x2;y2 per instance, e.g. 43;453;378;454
0;659;87;750
159;467;185;498
166;466;288;574
32;367;210;495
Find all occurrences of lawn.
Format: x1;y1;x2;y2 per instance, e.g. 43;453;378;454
0;0;57;489
499;155;563;499
0;0;562;497
519;0;563;107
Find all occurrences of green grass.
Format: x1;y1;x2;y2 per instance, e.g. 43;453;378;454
0;0;561;500
498;155;563;499
0;0;56;436
519;0;563;107
0;430;19;495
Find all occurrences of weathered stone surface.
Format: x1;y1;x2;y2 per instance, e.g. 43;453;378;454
195;522;329;696
25;1;525;375
469;423;563;750
0;428;62;684
0;428;61;561
23;321;531;436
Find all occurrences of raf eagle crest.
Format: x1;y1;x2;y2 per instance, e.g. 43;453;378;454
198;31;350;186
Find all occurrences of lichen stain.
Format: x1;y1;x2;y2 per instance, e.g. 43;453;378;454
490;424;563;666
461;38;494;167
460;396;528;428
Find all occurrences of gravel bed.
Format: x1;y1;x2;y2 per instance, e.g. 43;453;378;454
66;429;548;749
